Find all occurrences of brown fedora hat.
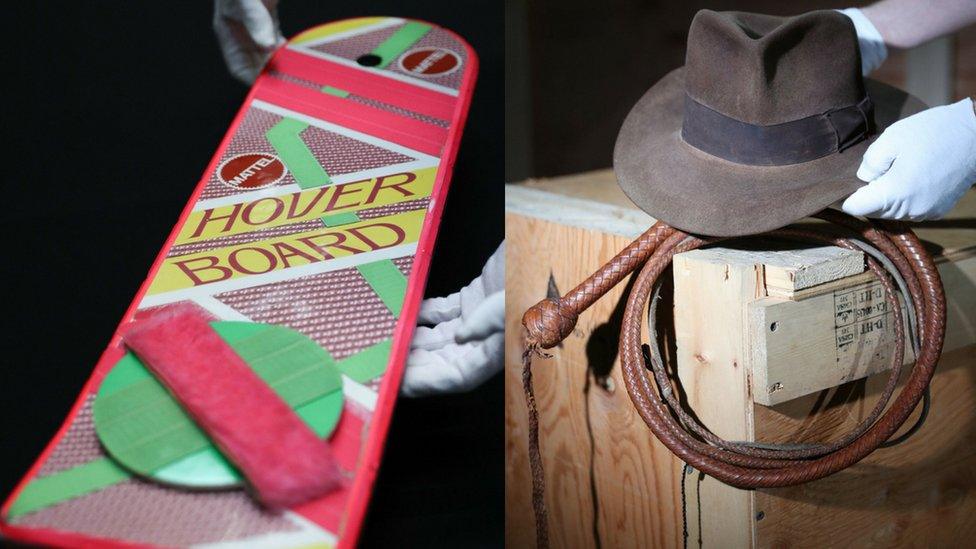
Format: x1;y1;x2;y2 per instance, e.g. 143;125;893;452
613;10;927;237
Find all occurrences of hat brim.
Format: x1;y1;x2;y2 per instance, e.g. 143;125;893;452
613;68;928;236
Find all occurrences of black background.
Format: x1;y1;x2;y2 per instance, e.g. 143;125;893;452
0;1;502;547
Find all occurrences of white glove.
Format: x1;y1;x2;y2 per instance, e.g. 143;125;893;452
213;0;285;84
839;8;887;76
401;242;505;397
842;98;976;221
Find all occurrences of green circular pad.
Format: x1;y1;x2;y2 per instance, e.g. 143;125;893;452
93;321;344;488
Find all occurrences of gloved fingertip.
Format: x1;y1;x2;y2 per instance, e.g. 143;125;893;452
417;293;462;324
855;164;878;183
454;292;505;343
840;186;881;217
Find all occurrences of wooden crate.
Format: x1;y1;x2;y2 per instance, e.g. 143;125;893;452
505;170;976;548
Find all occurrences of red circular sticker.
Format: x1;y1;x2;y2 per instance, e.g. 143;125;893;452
218;153;286;190
398;47;461;77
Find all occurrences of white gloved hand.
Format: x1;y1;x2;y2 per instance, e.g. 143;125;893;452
213;0;285;84
402;242;505;397
842;98;976;221
839;7;887;76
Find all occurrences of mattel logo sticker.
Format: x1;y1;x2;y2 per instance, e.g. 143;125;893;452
398;47;461;78
218;153;287;190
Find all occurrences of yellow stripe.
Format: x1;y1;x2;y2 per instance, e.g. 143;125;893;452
150;210;426;295
177;167;435;246
290;17;391;45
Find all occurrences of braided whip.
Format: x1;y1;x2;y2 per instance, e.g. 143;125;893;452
519;211;945;546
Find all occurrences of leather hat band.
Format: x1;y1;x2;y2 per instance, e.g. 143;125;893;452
680;94;875;166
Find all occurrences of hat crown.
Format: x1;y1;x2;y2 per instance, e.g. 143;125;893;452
684;10;865;125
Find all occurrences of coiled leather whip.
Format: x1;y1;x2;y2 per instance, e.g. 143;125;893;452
520;209;945;548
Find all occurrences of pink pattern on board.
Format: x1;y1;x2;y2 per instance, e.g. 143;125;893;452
301;123;414;176
387;27;468;90
309;25;466;91
216;257;414;361
35;396;103;476
11;479;300;545
309;26;399;62
198;107;415;201
357;198;431;220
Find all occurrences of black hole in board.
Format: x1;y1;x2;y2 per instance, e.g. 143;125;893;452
357;54;382;67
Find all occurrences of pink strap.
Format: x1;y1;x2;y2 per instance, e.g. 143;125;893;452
123;303;341;509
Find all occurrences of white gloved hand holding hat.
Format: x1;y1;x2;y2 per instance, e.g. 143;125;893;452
842;97;976;221
402;242;505;397
213;0;285;84
838;3;976;221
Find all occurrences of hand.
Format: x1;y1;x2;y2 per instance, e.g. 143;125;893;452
213;0;285;84
842;98;976;221
401;242;505;397
839;7;887;76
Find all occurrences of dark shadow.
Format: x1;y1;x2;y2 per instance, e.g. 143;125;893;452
582;370;602;549
581;272;642;549
585;273;639;383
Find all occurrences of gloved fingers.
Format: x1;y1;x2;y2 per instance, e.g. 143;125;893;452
418;241;505;326
213;19;265;84
845;166;925;220
841;177;890;218
400;332;504;397
455;291;505;344
234;0;281;49
213;0;283;84
855;133;899;182
417;292;462;325
410;317;464;351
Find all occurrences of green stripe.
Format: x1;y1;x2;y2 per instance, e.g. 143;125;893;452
266;118;332;189
7;458;130;519
371;21;432;68
357;259;408;316
321;211;361;227
320;85;350;98
336;339;392;383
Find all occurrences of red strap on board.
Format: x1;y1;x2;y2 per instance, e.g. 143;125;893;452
123;303;341;509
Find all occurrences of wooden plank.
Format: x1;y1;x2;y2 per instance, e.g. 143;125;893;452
666;245;864;298
511;176;976;260
673;251;761;547
506;184;653;238
752;246;864;293
750;282;912;407
754;345;976;548
749;255;976;406
505;212;683;549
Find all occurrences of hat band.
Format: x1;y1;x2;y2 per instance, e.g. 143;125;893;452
680;94;874;166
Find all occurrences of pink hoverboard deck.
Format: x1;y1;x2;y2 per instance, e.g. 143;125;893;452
1;16;476;549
